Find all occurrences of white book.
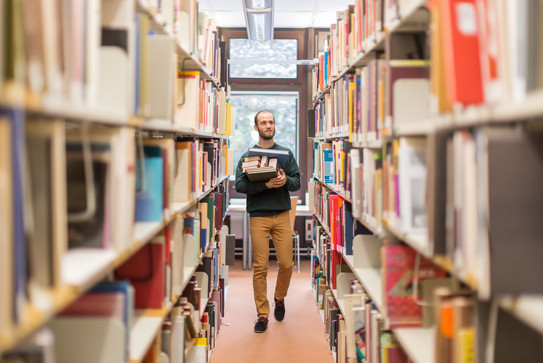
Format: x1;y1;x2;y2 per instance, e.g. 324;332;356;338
50;317;125;363
147;35;176;121
398;137;428;235
85;0;102;106
97;0;135;116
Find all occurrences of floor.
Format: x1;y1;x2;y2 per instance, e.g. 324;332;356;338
208;258;335;363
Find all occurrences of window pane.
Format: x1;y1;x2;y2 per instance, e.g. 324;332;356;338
231;92;298;169
229;39;297;78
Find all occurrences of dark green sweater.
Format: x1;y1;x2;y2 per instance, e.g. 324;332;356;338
235;143;300;216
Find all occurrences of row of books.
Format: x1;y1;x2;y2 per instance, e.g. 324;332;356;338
312;251;411;363
0;108;232;350
313;0;543;137
1;198;231;361
313;224;484;361
314;123;543;301
310;125;543;358
312;143;384;232
0;0;229;131
313;0;543;360
315;227;543;363
312;0;393;93
312;52;430;143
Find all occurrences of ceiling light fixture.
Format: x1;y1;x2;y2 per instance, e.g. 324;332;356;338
242;0;274;42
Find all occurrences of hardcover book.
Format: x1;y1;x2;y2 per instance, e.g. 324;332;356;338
247;147;289;169
383;244;446;328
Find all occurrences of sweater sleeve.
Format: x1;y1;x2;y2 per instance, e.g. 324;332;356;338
284;150;300;192
235;152;269;195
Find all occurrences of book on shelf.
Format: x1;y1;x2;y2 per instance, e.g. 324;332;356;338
426;129;448;255
114;235;166;309
146;34;176;121
380;331;409;363
382;243;447;328
439;0;484;106
432;287;476;363
1;108;27;326
473;126;543;299
175;71;200;130
174;141;197;203
97;0;134;115
25;119;67;306
135;145;164;222
398;137;428;236
50;280;132;363
144;137;175;219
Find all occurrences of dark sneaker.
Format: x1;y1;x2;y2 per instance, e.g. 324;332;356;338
254;317;268;333
274;298;285;322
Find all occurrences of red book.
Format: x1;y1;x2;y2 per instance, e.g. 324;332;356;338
328;194;341;251
440;0;484;105
383;244;446;328
329;249;344;290
115;238;165;309
164;226;172;267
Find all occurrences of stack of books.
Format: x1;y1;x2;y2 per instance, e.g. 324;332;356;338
242;155;279;182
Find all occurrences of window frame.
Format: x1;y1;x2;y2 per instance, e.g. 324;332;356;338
223;29;305;85
222;28;311;203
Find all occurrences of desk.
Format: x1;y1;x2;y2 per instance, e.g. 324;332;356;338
227;199;313;271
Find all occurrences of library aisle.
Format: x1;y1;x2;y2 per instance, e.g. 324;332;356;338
209;259;334;363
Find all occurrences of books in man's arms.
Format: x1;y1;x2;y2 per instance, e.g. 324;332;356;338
247;148;289;169
245;158;280;182
242;159;260;170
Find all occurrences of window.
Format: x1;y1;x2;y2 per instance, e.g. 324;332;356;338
230;91;298;172
229;39;298;79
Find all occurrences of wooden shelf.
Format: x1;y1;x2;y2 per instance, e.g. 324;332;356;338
352;139;383;149
130;306;172;362
343;256;383;311
501;295;543;335
61;249;118;288
388;0;430;33
392;326;435;363
381;219;431;258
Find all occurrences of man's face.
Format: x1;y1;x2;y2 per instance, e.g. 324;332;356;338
255;112;275;140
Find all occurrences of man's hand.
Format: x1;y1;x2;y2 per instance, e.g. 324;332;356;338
265;169;287;189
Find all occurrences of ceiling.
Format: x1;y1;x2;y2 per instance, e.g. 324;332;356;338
198;0;355;28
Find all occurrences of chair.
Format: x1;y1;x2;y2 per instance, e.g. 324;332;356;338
289;196;301;273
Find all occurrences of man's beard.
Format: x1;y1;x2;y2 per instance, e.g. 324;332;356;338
258;129;275;140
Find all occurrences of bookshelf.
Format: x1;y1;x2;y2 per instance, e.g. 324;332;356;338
310;0;543;362
0;0;232;361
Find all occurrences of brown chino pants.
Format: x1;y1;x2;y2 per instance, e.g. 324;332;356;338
249;210;293;318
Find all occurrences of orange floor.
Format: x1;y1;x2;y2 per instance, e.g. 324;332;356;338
209;258;335;363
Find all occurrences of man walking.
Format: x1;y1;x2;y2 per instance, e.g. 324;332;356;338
235;110;300;333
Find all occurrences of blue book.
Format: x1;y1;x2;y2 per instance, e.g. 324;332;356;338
1;106;27;324
135;146;163;222
323;149;334;184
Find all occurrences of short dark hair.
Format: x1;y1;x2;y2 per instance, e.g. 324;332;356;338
254;110;275;125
